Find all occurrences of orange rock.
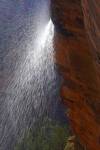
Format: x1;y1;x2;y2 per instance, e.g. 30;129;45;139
51;0;100;149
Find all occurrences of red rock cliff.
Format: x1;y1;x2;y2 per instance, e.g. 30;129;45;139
51;0;100;150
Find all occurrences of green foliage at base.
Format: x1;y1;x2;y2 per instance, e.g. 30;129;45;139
14;117;70;150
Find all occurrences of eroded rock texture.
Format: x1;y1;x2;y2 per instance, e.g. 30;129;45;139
51;0;100;150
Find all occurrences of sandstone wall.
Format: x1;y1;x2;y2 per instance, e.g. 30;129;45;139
51;0;100;150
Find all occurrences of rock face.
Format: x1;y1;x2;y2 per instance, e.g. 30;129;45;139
51;0;100;150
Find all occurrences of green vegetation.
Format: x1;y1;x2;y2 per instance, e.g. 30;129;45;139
14;117;70;150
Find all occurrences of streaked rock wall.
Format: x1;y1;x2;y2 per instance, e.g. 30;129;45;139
51;0;100;149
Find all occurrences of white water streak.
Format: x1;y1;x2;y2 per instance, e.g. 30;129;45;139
5;19;55;133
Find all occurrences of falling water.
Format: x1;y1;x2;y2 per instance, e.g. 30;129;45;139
0;0;64;149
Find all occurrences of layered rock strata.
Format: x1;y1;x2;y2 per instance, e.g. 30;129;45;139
51;0;100;150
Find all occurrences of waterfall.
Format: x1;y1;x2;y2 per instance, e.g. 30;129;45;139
0;1;63;149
